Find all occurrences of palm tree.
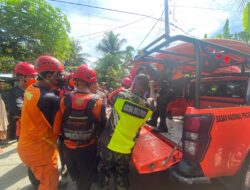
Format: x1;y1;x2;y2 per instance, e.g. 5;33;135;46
95;31;134;89
96;31;127;57
65;39;90;66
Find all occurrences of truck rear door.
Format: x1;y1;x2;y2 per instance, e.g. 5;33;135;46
132;125;183;174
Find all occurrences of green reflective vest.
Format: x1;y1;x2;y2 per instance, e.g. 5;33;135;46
107;98;153;154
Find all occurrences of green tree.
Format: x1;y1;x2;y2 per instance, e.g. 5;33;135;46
223;19;231;39
95;31;134;89
97;31;127;57
241;2;250;43
123;46;135;66
65;40;90;67
0;56;15;73
0;0;72;63
95;54;125;89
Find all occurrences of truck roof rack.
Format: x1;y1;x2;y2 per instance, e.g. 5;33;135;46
133;34;250;108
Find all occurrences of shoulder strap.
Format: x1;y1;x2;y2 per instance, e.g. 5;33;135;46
62;93;73;122
86;94;99;122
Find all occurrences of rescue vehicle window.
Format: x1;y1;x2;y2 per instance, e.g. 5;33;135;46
200;81;246;98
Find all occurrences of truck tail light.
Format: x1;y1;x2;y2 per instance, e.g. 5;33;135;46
182;114;214;162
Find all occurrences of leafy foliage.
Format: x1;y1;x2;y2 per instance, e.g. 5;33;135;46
97;31;127;56
95;54;125;89
95;31;134;89
0;0;72;62
243;2;250;33
223;19;231;39
65;40;90;66
0;56;15;72
214;3;250;43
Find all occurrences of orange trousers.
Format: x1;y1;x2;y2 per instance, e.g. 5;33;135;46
30;161;59;190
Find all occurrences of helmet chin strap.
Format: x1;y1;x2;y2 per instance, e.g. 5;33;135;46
38;74;52;85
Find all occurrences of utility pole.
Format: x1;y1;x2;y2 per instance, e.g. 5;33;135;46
165;0;170;38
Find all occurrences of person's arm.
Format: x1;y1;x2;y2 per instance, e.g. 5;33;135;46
37;91;58;126
146;80;157;110
8;88;23;118
53;97;65;135
148;80;157;100
92;98;106;137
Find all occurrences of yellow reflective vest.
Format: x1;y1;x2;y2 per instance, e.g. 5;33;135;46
107;98;152;154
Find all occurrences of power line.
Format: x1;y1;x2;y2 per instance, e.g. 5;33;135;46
49;0;160;20
74;16;150;38
169;22;194;37
134;11;164;53
78;34;104;43
175;5;242;12
70;21;119;27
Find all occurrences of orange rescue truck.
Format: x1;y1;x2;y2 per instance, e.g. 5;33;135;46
131;35;250;190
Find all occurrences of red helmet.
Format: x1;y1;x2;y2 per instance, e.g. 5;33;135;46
65;72;74;80
35;55;64;73
74;65;97;83
122;77;132;87
14;62;37;76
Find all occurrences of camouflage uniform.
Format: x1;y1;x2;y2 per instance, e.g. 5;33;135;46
93;89;150;190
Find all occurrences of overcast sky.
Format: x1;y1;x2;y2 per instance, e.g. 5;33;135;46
47;0;246;63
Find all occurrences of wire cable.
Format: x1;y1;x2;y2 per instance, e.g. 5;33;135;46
49;0;160;20
74;16;151;38
134;11;164;53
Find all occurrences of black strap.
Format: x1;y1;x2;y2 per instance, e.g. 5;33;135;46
62;93;72;122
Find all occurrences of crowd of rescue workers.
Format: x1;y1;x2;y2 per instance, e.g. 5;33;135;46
0;55;187;190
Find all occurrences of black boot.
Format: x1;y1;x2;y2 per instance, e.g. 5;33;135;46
153;122;168;133
146;119;157;128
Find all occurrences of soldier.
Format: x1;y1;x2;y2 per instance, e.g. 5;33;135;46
92;74;155;190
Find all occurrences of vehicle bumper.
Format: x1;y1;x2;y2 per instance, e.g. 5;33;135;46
169;160;211;185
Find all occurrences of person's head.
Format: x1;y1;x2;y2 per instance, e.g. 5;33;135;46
35;55;64;90
74;64;97;92
121;77;132;89
131;74;150;97
14;62;38;89
89;82;99;93
65;72;75;88
100;82;107;91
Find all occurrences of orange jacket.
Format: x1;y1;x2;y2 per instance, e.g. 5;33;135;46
53;92;106;149
18;85;58;167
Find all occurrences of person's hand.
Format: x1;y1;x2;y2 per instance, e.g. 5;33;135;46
149;80;155;89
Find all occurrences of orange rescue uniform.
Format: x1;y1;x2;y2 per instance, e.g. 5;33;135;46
53;92;105;149
18;85;59;190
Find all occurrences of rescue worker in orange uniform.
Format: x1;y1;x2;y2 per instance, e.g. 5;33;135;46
8;62;37;139
17;55;64;190
53;65;106;190
58;72;75;97
57;71;75;179
108;77;132;106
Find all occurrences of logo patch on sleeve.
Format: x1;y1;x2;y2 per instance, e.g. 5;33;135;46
122;101;148;118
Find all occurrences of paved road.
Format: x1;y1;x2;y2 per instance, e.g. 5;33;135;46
0;142;228;190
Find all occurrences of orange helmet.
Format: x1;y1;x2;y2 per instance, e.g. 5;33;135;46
35;55;64;73
74;65;97;83
14;62;37;76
